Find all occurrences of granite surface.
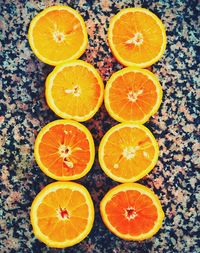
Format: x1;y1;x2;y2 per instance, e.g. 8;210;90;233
1;0;200;252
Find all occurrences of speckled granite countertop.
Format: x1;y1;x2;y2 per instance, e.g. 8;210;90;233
1;0;199;252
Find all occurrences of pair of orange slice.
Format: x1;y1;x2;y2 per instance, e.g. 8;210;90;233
28;6;104;122
28;6;166;68
31;181;164;248
34;119;159;184
44;61;162;124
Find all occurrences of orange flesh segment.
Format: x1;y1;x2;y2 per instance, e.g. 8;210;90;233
112;12;164;64
105;190;158;236
51;66;101;117
103;127;155;179
32;10;84;62
37;188;89;241
38;124;90;177
109;72;158;121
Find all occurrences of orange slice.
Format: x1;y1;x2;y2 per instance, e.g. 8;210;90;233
100;183;164;240
31;182;94;248
108;8;167;68
28;6;88;65
104;67;162;123
34;120;95;180
99;123;159;183
45;60;104;121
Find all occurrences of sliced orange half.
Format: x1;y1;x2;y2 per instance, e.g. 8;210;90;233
100;183;164;240
28;6;88;65
31;182;94;248
45;60;104;121
34;120;95;180
105;67;162;123
99;123;159;183
108;8;167;68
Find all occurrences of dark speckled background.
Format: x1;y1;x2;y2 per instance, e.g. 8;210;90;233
1;0;200;252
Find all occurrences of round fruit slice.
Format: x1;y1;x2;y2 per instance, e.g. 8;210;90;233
31;182;94;248
28;6;88;65
100;183;164;240
99;123;159;183
45;60;104;121
34;120;95;180
105;67;162;123
108;8;167;68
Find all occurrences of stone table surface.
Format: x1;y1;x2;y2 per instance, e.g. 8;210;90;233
1;0;199;252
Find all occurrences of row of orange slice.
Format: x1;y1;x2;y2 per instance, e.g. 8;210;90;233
34;120;159;183
28;5;166;249
28;6;166;68
44;60;163;124
31;181;164;248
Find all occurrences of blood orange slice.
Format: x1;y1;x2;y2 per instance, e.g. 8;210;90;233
100;183;164;240
45;60;104;122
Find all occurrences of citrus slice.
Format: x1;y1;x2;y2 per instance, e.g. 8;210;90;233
28;6;88;65
99;123;159;183
45;60;104;121
34;120;95;180
100;183;164;240
108;8;167;68
105;67;162;123
31;181;94;248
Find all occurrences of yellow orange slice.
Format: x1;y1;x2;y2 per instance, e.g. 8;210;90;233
99;123;159;183
45;60;104;121
100;183;164;240
28;6;88;65
31;182;94;248
108;8;167;68
34;120;95;180
105;67;163;123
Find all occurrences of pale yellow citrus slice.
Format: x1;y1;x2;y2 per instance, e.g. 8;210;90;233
99;123;159;183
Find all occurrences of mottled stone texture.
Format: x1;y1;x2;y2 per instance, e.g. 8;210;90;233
1;0;199;252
